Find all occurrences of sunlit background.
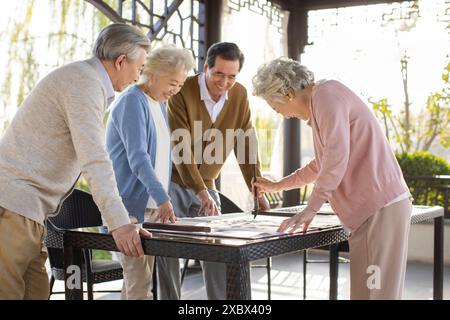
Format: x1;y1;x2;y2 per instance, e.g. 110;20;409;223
0;0;448;209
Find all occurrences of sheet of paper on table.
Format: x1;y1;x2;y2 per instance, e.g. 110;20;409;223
145;204;341;240
269;203;336;215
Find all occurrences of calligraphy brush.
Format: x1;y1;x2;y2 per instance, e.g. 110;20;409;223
252;163;259;219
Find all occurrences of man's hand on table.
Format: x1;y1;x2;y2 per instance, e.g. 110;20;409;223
197;189;221;216
111;224;152;257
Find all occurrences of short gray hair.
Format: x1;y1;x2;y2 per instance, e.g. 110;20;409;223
252;57;314;103
93;23;150;61
138;45;195;84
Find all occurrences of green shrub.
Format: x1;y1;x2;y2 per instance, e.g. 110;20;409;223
93;250;112;260
396;151;450;177
396;152;450;216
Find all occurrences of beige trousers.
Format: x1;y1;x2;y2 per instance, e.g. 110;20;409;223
119;209;156;300
348;198;412;300
0;207;49;299
120;253;155;300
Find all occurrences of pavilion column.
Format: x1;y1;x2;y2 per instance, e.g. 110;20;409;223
199;0;223;71
283;5;308;207
202;0;223;190
205;0;223;48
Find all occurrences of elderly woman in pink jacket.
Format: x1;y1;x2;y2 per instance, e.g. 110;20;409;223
252;58;412;300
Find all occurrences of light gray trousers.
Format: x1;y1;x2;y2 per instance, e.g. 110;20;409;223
156;182;226;300
348;198;412;299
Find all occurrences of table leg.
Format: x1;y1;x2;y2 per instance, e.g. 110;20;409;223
433;215;444;300
329;243;339;300
64;245;84;300
226;262;251;299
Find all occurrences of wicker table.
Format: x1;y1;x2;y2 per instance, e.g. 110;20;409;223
55;215;346;300
409;205;444;300
54;205;443;300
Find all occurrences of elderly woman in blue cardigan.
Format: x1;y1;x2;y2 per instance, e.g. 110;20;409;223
106;46;194;300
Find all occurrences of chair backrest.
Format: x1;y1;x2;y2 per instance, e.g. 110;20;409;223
265;191;284;209
46;189;103;271
48;189;103;229
264;185;309;209
218;192;243;214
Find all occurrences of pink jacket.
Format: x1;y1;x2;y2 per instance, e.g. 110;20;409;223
288;80;408;231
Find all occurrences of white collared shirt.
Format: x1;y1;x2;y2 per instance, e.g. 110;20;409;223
88;57;115;107
384;191;411;207
198;72;228;123
144;95;171;209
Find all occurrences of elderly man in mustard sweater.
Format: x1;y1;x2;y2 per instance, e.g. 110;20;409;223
253;58;412;300
0;23;151;299
156;42;270;300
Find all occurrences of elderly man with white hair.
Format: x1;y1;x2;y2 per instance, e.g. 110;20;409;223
0;23;151;299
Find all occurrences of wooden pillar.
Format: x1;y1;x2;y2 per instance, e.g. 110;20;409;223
199;0;223;71
205;0;223;48
202;0;223;190
283;5;308;207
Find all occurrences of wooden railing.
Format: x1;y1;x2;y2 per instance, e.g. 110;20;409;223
263;175;450;219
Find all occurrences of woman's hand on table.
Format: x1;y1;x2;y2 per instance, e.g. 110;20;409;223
277;209;316;233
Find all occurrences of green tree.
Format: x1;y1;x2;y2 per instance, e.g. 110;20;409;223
373;0;449;153
371;61;450;153
0;0;121;191
0;0;115;135
255;115;279;171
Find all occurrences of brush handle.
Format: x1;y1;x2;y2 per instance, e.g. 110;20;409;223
252;164;259;212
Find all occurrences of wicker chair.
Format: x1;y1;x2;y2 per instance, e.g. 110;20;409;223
265;191;284;208
45;189;123;300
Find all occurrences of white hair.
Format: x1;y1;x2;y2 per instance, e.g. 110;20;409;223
252;57;314;102
92;23;150;61
138;45;195;84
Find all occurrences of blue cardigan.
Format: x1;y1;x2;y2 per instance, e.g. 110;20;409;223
106;85;171;222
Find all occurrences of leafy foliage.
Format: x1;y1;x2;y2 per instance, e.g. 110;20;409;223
0;0;121;192
396;151;450;177
371;62;450;153
397;152;450;217
255;115;279;171
0;0;116;135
